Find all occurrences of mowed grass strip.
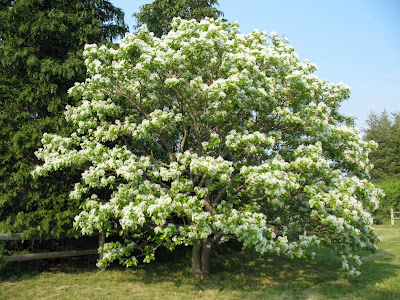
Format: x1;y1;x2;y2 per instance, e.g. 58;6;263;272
1;224;399;300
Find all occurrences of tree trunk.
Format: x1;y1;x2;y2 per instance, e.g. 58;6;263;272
192;239;213;279
192;240;202;278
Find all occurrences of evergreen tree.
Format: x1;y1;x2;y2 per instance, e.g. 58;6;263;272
133;0;224;37
0;0;127;238
390;112;400;175
364;111;400;181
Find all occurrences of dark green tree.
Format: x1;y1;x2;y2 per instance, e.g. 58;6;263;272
364;110;400;181
391;112;400;174
0;0;127;238
364;110;400;222
133;0;224;37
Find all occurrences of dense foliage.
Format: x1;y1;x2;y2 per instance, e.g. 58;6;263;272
133;0;223;37
33;18;382;277
0;0;127;238
373;179;400;223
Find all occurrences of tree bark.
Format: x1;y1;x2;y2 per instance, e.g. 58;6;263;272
200;239;212;277
192;239;202;278
192;239;213;279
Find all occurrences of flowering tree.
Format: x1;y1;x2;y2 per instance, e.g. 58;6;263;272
32;18;382;278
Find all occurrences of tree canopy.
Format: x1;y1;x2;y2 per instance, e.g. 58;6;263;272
133;0;224;37
0;0;127;238
33;18;382;278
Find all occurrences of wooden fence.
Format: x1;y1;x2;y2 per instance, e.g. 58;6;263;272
391;209;400;226
0;233;105;263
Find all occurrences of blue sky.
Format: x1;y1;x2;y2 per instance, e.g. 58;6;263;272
111;0;400;129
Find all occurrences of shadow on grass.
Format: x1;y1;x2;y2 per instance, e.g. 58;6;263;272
0;254;98;282
119;245;400;299
1;243;399;299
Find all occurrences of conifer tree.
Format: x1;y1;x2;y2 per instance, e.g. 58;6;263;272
0;0;127;238
364;111;400;181
133;0;224;37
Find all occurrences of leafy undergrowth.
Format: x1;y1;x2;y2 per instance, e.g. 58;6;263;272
1;224;399;299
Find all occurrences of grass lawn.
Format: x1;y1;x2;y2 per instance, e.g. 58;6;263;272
1;224;399;299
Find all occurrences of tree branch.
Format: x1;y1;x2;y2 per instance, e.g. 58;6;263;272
180;127;187;153
111;85;148;117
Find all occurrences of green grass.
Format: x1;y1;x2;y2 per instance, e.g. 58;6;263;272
1;224;400;299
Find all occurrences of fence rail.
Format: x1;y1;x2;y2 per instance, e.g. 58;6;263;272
0;233;23;241
391;209;400;225
3;249;98;262
1;233;105;262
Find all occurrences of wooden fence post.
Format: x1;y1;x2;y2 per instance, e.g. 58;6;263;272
391;209;395;226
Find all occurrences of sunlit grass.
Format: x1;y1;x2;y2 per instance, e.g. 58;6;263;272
1;224;399;299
